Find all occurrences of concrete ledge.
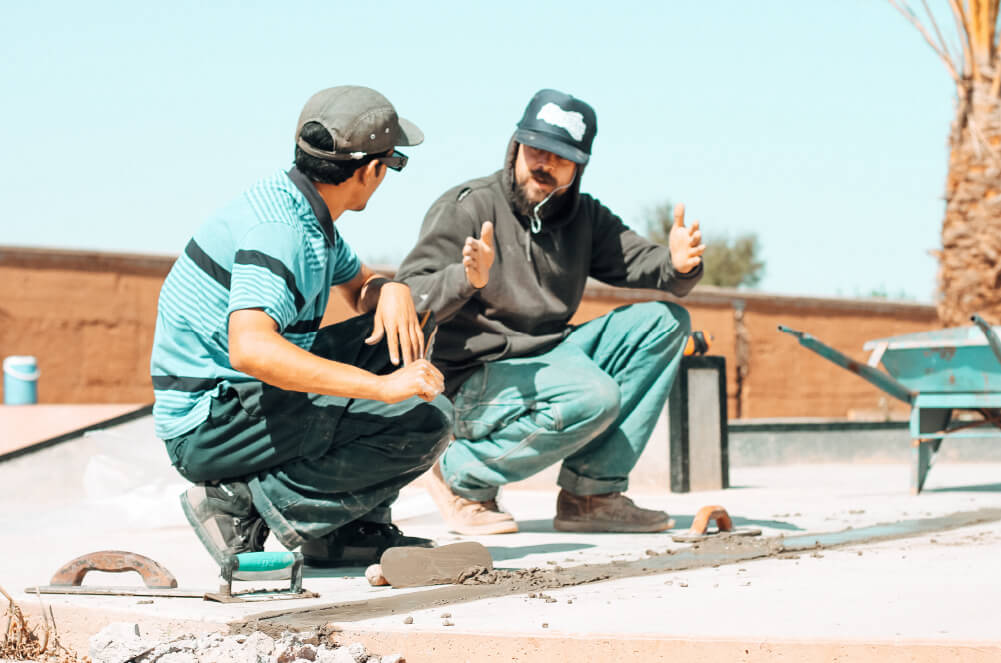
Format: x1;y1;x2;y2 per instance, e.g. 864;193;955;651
0;404;151;461
18;600;1001;663
316;630;1001;663
730;417;909;433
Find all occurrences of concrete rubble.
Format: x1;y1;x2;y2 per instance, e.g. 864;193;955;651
87;623;401;663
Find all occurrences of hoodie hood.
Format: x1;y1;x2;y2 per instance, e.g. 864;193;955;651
501;135;585;234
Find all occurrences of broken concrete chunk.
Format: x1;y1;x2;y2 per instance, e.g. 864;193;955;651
365;563;388;586
381;542;492;588
89;622;154;663
346;642;369;662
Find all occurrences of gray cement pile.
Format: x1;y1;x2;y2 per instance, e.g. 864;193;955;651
88;623;403;663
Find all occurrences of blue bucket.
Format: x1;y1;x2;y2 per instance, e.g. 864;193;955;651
3;355;39;405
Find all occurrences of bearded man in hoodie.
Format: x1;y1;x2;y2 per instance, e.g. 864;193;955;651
396;89;704;535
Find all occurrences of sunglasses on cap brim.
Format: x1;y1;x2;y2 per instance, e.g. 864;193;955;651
377;150;408;172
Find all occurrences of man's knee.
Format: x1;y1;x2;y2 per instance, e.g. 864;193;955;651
556;371;621;434
663;302;692;344
406;395;454;461
411;394;454;436
626;301;691;338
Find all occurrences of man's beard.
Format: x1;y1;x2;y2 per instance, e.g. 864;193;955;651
511;170;570;220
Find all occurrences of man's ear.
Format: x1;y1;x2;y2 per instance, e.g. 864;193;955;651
357;159;383;184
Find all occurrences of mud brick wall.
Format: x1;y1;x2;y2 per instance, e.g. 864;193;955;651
1;249;171;403
1;247;937;418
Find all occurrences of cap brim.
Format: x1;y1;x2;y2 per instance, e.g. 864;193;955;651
397;117;424;147
514;129;588;164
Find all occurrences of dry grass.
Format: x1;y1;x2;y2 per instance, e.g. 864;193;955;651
1;584;86;662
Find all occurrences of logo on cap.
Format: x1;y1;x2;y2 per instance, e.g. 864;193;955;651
536;103;587;141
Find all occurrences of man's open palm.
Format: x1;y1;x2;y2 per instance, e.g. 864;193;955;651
463;221;495;288
668;203;705;274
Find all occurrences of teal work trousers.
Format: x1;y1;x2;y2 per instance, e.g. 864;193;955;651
439;301;691;500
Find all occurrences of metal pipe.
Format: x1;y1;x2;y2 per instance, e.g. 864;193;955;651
777;325;915;404
970;314;1001;367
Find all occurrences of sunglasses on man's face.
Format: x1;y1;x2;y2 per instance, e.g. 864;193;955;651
377;150;408;172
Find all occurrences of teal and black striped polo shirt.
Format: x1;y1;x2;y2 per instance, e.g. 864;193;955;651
150;167;361;440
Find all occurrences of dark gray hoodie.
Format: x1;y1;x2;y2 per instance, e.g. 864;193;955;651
397;137;702;394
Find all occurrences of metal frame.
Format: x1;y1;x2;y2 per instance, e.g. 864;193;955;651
779;318;1001;494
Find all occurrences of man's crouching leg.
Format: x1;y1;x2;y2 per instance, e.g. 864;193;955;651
553;300;690;533
282;393;453;567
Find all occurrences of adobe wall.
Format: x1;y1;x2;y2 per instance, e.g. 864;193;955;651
1;249;169;403
0;247;938;418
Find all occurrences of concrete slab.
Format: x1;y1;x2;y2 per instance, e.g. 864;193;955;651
3;414;1001;661
0;403;147;458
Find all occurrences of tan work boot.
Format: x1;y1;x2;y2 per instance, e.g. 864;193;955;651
425;463;519;535
553;489;675;533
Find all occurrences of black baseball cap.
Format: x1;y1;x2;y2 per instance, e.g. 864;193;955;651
514;89;597;165
295;85;423;160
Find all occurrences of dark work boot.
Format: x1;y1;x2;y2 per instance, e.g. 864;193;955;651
179;481;270;566
553;489;675;533
302;521;434;567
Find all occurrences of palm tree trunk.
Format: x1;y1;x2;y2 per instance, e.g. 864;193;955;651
891;0;1001;325
938;79;1001;326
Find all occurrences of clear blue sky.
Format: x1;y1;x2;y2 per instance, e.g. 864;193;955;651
0;1;956;301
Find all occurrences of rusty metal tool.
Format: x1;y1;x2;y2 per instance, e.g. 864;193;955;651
27;550;316;602
26;550;201;598
672;505;761;543
420;310;437;361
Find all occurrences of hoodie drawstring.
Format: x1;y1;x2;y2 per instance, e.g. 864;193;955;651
526;173;576;262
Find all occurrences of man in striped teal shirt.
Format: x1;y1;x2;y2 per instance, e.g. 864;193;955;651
150;86;452;568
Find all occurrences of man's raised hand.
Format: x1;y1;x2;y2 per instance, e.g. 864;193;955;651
463;221;495;288
668;203;705;274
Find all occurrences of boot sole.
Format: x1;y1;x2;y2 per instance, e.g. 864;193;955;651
179;491;229;567
380;542;493;588
552;517;676;533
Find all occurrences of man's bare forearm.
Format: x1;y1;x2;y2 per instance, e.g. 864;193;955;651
229;309;385;400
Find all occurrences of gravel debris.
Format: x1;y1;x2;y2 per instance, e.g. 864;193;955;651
88;622;405;663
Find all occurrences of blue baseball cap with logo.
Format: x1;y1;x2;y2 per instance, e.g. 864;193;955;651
514;89;597;165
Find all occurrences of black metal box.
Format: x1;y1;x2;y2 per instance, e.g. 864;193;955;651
668;355;729;492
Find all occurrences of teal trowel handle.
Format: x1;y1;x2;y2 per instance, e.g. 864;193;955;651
220;551;303;594
236;551;296;573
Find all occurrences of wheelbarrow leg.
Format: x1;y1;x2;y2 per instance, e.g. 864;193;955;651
910;406;950;495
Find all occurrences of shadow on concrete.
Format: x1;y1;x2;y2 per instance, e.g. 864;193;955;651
514;519;557;533
301;543;598;576
925;482;1001;493
304;567;366;579
486;542;595;562
515;514;804;533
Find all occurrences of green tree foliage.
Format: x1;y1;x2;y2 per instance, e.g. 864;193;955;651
644;201;765;288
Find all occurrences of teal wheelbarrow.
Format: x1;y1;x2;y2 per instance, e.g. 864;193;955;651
779;315;1001;494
